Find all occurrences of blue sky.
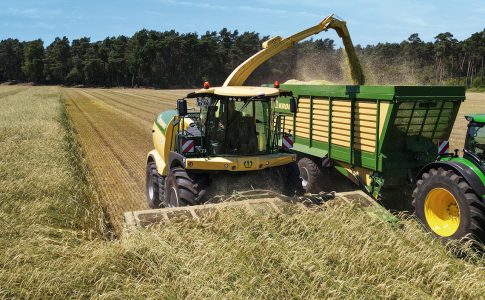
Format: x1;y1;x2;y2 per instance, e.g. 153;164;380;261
0;0;483;46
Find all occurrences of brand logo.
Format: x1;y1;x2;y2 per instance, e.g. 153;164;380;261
276;102;290;110
243;160;253;168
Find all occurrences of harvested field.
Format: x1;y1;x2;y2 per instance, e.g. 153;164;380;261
1;86;485;299
449;92;484;150
63;88;190;232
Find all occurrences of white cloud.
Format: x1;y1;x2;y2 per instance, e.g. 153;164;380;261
1;8;62;19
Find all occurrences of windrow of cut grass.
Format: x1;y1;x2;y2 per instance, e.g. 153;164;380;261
0;86;484;299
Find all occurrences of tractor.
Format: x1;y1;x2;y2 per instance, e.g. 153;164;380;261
413;114;485;242
145;84;303;208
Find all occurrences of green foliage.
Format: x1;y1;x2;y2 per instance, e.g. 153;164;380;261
44;37;70;83
0;28;484;87
21;39;44;83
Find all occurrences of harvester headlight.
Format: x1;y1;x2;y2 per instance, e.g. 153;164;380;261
188;162;193;167
466;116;473;122
224;164;228;168
265;161;269;165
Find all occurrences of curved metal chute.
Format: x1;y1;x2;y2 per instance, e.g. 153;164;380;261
223;15;365;86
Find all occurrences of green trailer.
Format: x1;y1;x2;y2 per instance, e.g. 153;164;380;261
273;84;465;210
271;83;485;243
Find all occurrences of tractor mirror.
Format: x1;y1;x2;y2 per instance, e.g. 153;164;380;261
177;99;187;116
289;97;297;113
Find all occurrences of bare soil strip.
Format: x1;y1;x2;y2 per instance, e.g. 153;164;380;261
64;88;188;232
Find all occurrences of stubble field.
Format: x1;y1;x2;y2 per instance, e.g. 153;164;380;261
1;86;484;299
63;88;190;232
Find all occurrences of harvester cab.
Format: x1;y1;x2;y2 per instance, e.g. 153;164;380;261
146;85;303;208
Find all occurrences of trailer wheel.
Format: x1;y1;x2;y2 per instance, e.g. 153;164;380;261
164;167;208;207
146;162;165;208
297;157;321;193
413;167;485;242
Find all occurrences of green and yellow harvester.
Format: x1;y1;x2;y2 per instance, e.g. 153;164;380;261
135;15;484;243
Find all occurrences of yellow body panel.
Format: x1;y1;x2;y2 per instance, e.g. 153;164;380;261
147;149;166;175
185;153;296;172
152;114;195;176
335;161;374;187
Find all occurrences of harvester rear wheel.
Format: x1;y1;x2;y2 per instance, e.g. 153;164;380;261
146;162;164;208
413;167;485;242
297;157;321;193
164;167;207;207
281;162;305;196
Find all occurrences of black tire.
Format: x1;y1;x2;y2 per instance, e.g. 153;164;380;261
164;167;208;207
413;167;485;242
281;162;305;196
146;161;164;208
297;157;321;193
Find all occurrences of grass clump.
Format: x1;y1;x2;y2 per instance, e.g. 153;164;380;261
0;87;484;299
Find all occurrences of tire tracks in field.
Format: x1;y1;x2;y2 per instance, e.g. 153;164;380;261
82;89;158;116
64;88;191;233
0;88;26;99
64;89;153;232
69;95;144;187
70;89;151;186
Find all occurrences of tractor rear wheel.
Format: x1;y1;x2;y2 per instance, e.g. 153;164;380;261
413;167;485;242
146;162;164;208
164;167;208;207
298;157;321;193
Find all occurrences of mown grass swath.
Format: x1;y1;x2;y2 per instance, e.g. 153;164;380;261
0;86;484;299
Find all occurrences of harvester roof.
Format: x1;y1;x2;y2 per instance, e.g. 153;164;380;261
186;86;290;99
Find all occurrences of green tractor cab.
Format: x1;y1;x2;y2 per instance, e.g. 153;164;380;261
413;114;485;242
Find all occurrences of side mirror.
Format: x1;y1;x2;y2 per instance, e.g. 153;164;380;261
289;97;297;113
177;99;187;116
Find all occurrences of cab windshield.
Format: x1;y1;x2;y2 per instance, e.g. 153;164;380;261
465;123;485;160
198;97;271;156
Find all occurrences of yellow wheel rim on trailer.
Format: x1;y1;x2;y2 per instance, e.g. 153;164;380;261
424;188;461;237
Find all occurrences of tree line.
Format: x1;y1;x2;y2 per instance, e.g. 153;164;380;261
0;27;483;88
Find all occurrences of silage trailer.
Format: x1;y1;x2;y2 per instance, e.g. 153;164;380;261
272;83;485;241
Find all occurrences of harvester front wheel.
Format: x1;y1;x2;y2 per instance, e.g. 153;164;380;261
164;167;207;207
146;162;164;208
297;157;321;193
413;167;485;242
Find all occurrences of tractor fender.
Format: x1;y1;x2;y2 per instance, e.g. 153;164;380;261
416;161;485;197
147;150;167;176
168;151;186;170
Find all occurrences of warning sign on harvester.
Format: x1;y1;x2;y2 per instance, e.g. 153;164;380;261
282;135;293;149
438;140;449;154
181;139;195;153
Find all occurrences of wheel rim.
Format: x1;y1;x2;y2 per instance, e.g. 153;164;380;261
424;188;460;237
148;175;155;200
168;186;179;207
300;167;309;188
